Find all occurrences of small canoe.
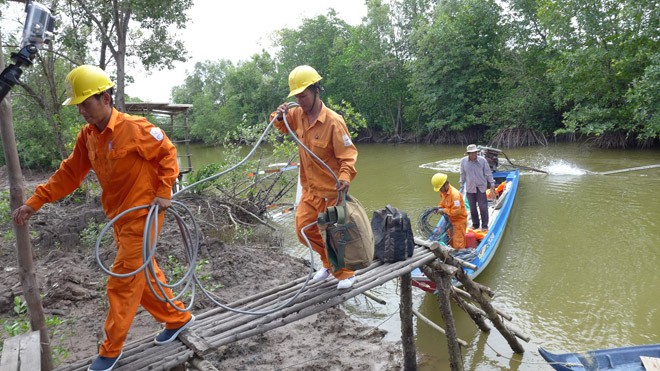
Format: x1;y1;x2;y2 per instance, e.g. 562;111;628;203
538;344;660;371
411;167;520;292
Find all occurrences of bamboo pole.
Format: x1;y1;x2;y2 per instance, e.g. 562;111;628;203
452;286;511;321
193;252;424;337
362;290;386;305
452;293;491;333
400;273;417;370
194;247;431;335
412;309;468;347
454;268;524;354
414;237;477;270
0;26;53;371
203;251;437;347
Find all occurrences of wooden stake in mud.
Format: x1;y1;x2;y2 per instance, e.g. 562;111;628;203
0;25;53;371
399;272;417;370
422;266;464;371
454;268;524;354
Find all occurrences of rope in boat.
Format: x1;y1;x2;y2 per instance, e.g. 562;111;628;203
417;206;441;237
95;102;343;315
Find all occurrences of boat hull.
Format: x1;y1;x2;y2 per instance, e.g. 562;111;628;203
411;169;520;292
538;344;660;371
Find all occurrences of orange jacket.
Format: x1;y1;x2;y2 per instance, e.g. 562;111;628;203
438;184;468;224
26;109;178;224
271;103;357;198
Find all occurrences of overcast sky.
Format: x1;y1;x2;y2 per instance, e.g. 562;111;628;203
128;0;368;102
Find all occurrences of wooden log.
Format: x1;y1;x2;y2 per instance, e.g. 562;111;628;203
435;270;464;371
412;309;468;347
190;356;221;371
451;286;511;321
400;273;417;370
414;237;477;270
180;330;214;355
451;292;491;333
113;344;192;371
454;269;524;354
362;290;386;305
421;265;491;334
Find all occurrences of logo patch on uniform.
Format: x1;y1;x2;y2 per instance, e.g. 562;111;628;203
453;200;460;207
342;133;353;147
150;127;164;141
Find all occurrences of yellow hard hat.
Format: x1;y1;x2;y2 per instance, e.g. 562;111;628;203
62;65;115;106
287;65;322;97
432;173;448;192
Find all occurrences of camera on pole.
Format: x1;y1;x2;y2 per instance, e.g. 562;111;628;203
0;1;56;103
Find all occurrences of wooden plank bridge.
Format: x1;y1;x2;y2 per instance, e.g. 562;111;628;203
54;246;437;371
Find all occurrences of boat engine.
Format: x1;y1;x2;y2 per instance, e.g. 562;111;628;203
479;146;501;172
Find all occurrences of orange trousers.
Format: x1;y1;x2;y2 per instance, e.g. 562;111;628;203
448;219;468;249
295;191;354;280
99;214;191;357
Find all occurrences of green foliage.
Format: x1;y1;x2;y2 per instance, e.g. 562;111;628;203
409;0;505;132
2;0;659;149
172;54;281;144
80;220;111;248
0;296;68;365
326;98;367;137
627;53;660;142
231;225;254;244
2;296;61;337
0;191;10;224
540;0;658;144
185;163;225;194
165;257;222;294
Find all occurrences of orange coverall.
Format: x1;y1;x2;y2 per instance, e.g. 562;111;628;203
438;184;468;249
271;103;358;280
25;108;191;357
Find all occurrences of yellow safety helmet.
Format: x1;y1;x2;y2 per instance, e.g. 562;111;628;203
432;173;448;192
287;65;322;97
62;65;115;106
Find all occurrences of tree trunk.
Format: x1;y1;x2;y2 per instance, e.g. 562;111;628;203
0;26;53;371
113;1;132;111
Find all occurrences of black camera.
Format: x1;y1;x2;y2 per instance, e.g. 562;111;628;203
20;2;56;49
0;2;56;102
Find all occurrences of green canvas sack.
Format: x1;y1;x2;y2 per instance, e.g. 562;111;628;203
319;191;374;271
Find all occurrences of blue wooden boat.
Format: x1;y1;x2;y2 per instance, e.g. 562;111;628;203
411;165;521;292
538;344;660;371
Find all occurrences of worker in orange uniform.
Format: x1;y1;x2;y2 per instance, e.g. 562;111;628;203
12;65;194;371
432;173;468;249
270;65;359;290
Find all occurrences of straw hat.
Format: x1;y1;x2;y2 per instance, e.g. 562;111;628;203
465;144;479;154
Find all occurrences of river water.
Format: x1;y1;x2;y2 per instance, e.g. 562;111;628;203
185;142;660;370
